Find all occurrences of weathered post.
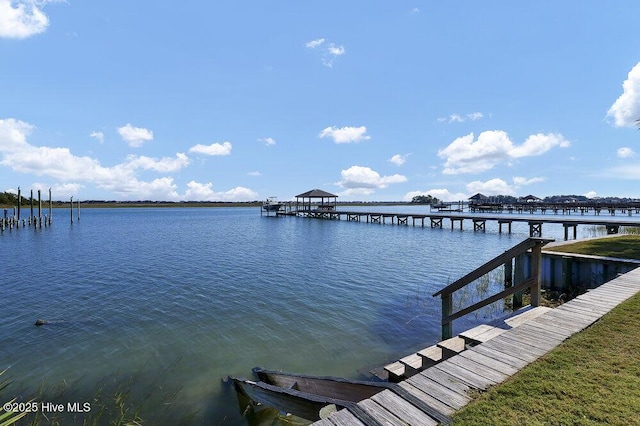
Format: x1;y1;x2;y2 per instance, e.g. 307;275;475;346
77;199;80;222
70;196;73;224
30;189;34;225
48;188;52;224
441;293;453;340
513;254;525;309
38;189;42;228
17;187;21;221
504;258;513;309
561;256;573;295
530;243;542;307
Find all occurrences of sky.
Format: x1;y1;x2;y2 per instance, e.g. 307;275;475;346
1;1;640;202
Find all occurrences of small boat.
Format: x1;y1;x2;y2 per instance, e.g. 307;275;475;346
230;376;358;422
262;197;284;212
254;367;393;402
229;368;452;424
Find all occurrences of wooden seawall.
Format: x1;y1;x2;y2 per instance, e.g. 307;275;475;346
312;267;640;425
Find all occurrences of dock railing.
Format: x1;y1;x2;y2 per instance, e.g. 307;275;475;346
433;237;554;340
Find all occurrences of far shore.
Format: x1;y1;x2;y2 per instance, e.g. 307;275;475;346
1;201;413;209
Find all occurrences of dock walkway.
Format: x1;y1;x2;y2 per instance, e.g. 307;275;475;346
312;267;640;425
292;209;640;240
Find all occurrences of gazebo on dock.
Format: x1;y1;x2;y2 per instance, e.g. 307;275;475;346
295;189;338;213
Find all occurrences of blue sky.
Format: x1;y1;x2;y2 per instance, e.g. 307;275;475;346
1;1;640;202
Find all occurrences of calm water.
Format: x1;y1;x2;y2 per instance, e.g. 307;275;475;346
1;206;637;424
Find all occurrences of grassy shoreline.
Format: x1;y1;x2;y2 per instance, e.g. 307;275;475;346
452;234;640;424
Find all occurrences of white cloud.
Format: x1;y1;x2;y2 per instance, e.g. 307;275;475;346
584;191;598;199
0;118;182;201
327;44;345;56
617;147;636;158
389;154;410;166
122;153;190;173
512;176;546;186
0;0;53;39
509;133;570;158
438;112;484;123
117;124;153;148
600;165;640;180
89;131;104;143
438;131;570;174
184;181;257;201
306;38;325;48
337;165;407;191
247;171;261;176
50;182;84;198
607;62;640;128
258;137;276;146
410;7;420;14
466;178;515;196
307;38;345;68
403;189;468;202
188;141;232;156
319;126;370;144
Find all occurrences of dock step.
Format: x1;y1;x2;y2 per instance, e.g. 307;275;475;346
383;361;406;382
417;345;443;367
459;324;507;345
437;336;467;358
399;353;423;376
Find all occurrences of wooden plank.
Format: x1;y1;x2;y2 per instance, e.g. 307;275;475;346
383;362;405;381
407;373;471;409
419;366;473;396
457;350;519;376
417;345;443;364
549;306;602;323
446;355;508;384
438;336;466;357
482;338;544;362
514;323;570;342
327;408;365;426
397;381;455;417
535;314;591;334
371;389;438;426
471;326;508;343
313;418;335;426
508;323;566;343
400;353;423;372
498;330;560;352
503;306;552;327
459;324;499;343
357;399;406;426
433;362;494;389
468;344;529;369
520;320;576;338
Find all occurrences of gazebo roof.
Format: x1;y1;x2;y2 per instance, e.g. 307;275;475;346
295;189;338;198
469;193;489;200
521;194;542;201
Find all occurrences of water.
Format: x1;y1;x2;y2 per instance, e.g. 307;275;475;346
1;206;638;424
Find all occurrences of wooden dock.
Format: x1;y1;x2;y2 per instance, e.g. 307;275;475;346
312;267;640;425
292;209;640;240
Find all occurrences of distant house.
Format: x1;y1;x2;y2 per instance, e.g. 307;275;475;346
468;193;489;205
520;194;542;203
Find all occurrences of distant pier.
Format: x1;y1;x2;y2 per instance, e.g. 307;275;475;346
1;188;81;234
287;208;640;241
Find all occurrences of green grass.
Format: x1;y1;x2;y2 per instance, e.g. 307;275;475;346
545;235;640;260
452;291;640;425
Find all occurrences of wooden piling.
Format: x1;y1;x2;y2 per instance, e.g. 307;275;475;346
70;196;74;224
